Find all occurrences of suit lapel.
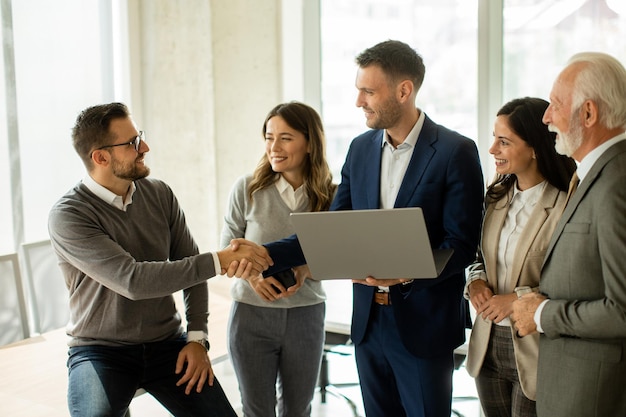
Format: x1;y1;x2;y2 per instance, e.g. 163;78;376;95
506;184;558;292
544;140;626;265
394;117;436;208
483;193;509;293
366;131;383;209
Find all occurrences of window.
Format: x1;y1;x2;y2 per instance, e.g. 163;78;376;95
502;0;626;101
0;0;128;253
320;0;479;179
319;0;626;181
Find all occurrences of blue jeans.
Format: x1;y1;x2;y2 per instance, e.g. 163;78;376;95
67;336;236;417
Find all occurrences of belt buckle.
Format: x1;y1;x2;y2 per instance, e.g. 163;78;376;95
374;291;391;306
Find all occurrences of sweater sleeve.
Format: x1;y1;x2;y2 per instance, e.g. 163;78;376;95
48;186;217;302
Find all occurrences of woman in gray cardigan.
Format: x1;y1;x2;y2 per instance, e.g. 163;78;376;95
221;101;336;417
464;97;576;417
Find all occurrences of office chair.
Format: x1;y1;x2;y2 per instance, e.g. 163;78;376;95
451;343;480;417
318;328;362;417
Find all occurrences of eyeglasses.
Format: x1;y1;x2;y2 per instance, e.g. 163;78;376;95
94;131;144;153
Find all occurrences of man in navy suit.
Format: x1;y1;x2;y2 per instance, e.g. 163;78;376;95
231;40;484;417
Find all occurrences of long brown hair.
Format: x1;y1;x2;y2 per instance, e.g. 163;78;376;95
248;101;336;212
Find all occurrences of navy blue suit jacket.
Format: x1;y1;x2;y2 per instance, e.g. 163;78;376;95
265;115;484;357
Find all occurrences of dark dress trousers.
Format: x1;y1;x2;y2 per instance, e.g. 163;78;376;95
265;115;484;416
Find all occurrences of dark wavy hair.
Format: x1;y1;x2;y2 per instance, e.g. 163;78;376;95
248;101;336;212
486;97;577;202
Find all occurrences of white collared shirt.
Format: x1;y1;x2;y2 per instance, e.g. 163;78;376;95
82;174;136;211
379;110;425;209
576;133;626;182
495;180;546;326
377;110;424;290
274;175;306;211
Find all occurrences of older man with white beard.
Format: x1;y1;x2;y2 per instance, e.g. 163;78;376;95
511;52;626;417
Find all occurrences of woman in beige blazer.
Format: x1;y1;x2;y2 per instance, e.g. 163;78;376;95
464;97;576;417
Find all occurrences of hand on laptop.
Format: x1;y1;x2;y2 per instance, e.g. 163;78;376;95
285;264;310;295
353;277;414;287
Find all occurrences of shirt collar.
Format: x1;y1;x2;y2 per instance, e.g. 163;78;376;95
82;174;136;211
274;175;306;210
381;108;425;149
511;180;546;206
275;175;299;194
577;133;626;181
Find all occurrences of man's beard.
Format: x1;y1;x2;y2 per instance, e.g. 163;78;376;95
365;96;403;130
549;111;584;157
111;156;150;181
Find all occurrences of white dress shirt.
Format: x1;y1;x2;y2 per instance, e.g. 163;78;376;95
377;110;425;290
495;180;545;326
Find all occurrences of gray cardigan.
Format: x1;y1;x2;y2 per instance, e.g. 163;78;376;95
221;175;325;308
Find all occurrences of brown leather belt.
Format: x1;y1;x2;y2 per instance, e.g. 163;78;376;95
373;291;391;306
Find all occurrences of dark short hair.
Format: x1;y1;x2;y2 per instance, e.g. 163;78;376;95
355;40;426;90
487;97;577;202
72;102;130;170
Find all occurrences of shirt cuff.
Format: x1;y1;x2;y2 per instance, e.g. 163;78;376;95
463;274;487;300
211;252;221;275
187;330;207;342
534;299;549;333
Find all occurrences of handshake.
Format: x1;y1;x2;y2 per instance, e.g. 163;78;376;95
216;238;274;278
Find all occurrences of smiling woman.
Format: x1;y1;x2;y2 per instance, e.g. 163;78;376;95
220;101;336;417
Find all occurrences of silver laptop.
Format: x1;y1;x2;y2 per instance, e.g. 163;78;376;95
289;207;453;280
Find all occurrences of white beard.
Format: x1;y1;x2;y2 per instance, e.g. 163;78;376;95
548;122;583;157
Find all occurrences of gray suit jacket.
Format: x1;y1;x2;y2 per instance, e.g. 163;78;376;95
538;139;626;417
466;183;567;400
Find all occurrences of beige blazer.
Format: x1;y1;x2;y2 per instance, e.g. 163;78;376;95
465;183;568;400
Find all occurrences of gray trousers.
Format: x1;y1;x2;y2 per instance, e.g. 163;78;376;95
228;301;325;417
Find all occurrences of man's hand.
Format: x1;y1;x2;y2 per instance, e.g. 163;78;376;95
353;276;413;287
511;292;547;337
175;342;214;394
217;238;273;278
285;264;309;295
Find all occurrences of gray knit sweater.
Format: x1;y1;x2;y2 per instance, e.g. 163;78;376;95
221;175;325;308
48;178;216;347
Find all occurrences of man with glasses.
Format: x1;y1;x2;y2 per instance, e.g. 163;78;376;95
48;102;272;417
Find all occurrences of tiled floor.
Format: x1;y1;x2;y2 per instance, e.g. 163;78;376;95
128;345;483;417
